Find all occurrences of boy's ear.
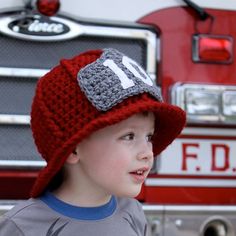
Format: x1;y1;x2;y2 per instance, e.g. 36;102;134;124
66;151;80;164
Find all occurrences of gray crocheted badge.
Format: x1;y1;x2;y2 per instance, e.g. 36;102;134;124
77;48;162;111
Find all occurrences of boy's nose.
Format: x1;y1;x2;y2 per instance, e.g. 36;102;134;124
136;142;153;162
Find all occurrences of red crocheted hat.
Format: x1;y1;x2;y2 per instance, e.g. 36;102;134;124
30;48;186;197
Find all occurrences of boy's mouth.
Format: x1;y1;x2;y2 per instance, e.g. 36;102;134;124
129;167;149;183
130;167;149;175
136;170;145;175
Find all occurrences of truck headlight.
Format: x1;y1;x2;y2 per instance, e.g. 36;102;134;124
223;91;236;116
186;90;220;115
172;84;236;124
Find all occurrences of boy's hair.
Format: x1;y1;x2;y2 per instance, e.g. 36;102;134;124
30;48;186;197
46;168;65;192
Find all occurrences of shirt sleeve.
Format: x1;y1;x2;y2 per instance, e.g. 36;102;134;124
0;217;24;236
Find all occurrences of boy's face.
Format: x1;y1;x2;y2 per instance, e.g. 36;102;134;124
75;112;155;198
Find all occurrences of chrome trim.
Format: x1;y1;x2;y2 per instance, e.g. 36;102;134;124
0;68;47;125
143;204;236;213
143;205;165;212
0;160;45;169
0;201;16;214
0;204;15;212
0;114;30;125
182;127;236;137
0;67;48;78
145;178;236;187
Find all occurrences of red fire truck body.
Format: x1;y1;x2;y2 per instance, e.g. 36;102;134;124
0;0;236;235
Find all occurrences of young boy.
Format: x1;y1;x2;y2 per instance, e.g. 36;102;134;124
0;48;186;235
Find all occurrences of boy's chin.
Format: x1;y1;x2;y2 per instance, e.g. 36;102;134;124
115;187;142;198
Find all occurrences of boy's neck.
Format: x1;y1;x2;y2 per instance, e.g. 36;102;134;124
52;186;112;207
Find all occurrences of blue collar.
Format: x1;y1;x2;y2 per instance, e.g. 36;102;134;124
40;192;117;220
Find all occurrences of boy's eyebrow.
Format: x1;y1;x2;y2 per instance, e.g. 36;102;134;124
117;122;155;131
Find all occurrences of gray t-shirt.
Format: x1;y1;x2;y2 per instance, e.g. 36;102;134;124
0;192;148;236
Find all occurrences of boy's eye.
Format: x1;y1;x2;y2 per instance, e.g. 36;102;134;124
147;134;154;143
121;133;135;141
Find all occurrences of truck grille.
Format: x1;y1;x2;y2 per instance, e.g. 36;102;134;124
0;34;146;69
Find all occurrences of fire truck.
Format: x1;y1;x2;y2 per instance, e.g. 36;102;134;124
0;0;236;235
